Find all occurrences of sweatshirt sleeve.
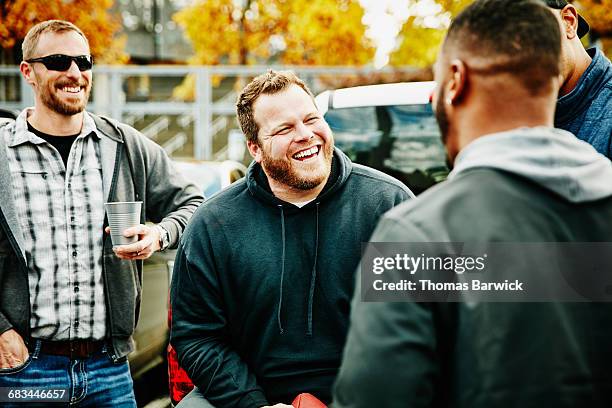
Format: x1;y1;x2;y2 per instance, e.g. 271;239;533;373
170;220;268;408
332;216;448;408
141;138;204;249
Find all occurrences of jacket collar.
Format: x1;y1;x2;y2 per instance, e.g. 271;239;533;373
90;114;124;143
556;48;612;125
90;114;124;201
0;122;26;261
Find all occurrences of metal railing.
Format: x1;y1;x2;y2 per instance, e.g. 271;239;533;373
0;65;422;160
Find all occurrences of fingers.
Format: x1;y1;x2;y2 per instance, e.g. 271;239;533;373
0;329;29;369
114;246;154;260
112;224;156;260
114;240;148;255
109;224;163;260
122;225;149;238
105;225;147;239
0;353;28;369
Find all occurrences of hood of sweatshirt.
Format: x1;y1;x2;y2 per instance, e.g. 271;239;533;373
246;147;352;209
449;127;612;203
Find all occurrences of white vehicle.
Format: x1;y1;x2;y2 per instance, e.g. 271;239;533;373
315;82;448;194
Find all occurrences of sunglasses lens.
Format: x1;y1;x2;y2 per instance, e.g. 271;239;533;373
75;56;93;71
44;55;73;71
37;55;93;71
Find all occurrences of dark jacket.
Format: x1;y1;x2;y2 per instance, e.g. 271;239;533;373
170;148;412;408
556;47;612;158
333;128;612;408
0;113;203;361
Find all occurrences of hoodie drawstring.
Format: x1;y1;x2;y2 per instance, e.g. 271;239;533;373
277;205;286;335
306;203;320;337
277;203;321;336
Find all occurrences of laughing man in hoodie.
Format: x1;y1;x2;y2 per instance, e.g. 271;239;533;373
333;0;612;407
170;70;412;408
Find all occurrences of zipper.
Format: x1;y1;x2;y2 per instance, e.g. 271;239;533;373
102;142;123;362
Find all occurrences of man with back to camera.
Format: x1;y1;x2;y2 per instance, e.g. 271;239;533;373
0;20;203;406
333;0;612;407
170;70;413;408
544;0;612;158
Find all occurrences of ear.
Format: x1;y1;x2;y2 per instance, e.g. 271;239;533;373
246;138;263;163
559;5;579;39
446;59;467;106
20;61;37;87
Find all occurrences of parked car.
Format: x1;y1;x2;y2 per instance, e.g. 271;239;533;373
172;159;247;199
315;81;448;195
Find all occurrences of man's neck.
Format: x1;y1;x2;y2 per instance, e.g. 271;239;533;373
268;176;329;205
27;105;84;136
451;96;556;161
560;46;593;96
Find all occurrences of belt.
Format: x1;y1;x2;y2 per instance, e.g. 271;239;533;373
35;339;106;359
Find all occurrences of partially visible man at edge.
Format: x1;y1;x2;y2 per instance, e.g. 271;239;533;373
333;0;612;407
170;70;413;408
0;20;203;407
545;0;612;158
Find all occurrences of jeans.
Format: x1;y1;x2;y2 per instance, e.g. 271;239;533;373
0;340;136;407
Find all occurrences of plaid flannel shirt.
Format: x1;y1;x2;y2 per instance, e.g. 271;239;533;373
4;109;106;340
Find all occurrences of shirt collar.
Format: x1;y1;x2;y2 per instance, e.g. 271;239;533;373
8;108;102;147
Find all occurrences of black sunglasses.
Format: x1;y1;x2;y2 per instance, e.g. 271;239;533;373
26;54;93;72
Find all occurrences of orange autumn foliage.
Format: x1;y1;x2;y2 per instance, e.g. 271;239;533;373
0;0;126;63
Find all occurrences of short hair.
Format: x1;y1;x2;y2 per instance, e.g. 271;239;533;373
236;70;315;144
22;20;89;60
442;0;561;95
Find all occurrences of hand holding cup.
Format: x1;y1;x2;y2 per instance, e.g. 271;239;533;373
105;224;161;260
104;201;160;260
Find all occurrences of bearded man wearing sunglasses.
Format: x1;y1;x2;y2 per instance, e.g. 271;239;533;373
0;20;203;407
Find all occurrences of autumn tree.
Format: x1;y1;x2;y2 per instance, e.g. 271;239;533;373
0;0;126;64
389;0;472;68
172;0;374;99
281;0;375;65
174;0;374;66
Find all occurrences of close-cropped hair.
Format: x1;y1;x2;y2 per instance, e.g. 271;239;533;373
236;70;315;144
443;0;561;94
22;20;89;60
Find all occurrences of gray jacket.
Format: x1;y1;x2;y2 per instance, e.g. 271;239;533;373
0;113;203;361
334;127;612;408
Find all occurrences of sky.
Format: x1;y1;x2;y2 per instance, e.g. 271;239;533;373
359;0;447;67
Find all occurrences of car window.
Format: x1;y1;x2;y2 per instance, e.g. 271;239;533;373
324;107;383;154
324;104;448;194
386;105;447;174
